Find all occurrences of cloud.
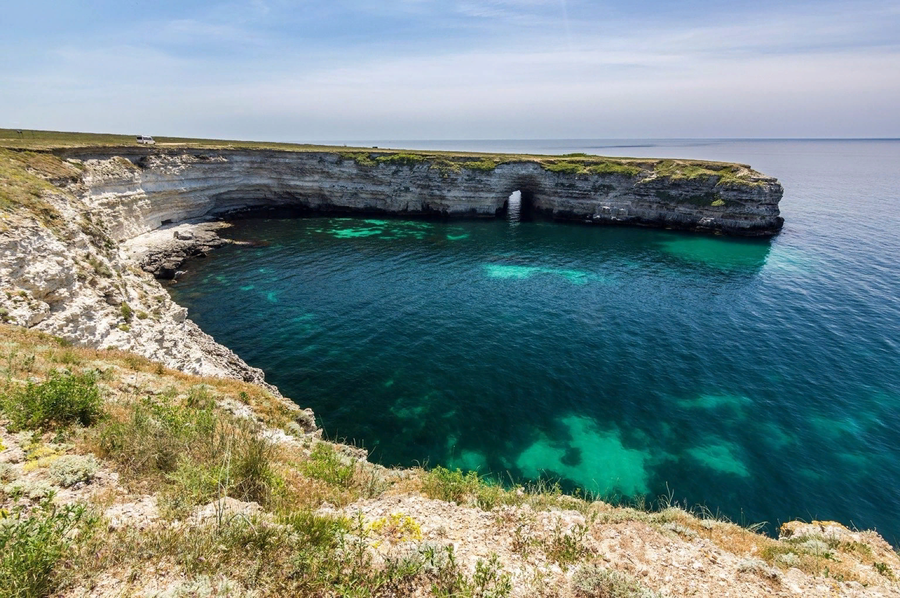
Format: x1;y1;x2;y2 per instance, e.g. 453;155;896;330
1;0;898;138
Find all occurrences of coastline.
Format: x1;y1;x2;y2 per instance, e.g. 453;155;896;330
4;135;900;596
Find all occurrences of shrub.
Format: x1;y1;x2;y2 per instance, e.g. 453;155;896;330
121;301;135;323
98;398;216;478
301;443;355;488
0;503;94;598
49;455;99;487
546;519;592;566
775;552;800;568
1;370;102;431
231;429;277;505
0;463;15;483
421;466;503;510
571;564;659;598
3;480;55;502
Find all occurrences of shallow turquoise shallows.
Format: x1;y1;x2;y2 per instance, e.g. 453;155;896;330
168;140;900;543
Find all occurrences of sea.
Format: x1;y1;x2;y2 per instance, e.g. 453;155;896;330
167;139;900;543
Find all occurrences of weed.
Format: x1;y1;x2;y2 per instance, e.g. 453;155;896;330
122;354;147;371
737;557;782;582
51;349;81;366
775;552;800;567
571;564;659;598
874;561;895;579
0;463;15;483
588;162;642;177
49;454;100;487
3;480;56;502
339;152;377;167
301;443;355;487
421;466;503;510
369;513;423;543
98;397;280;516
231;428;277;505
0;502;95;598
86;256;113;278
1;370;103;431
464;158;501;171
543;161;585;175
186;385;214;409
376;153;428;167
545;518;592;566
120;302;133;322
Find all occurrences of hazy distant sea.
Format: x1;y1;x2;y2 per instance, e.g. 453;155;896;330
170;139;900;543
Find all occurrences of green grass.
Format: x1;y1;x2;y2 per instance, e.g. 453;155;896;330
0;128;765;187
421;466;505;510
653;159;760;187
542;158;644;177
301;443;356;488
96;394;282;516
0;502;96;598
1;370;103;432
0;149;72;231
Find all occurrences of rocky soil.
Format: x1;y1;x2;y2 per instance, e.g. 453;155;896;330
1;328;898;597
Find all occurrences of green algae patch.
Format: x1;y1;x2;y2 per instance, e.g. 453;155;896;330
515;415;651;497
447;449;489;473
659;235;770;270
483;264;595;284
685;442;751;478
484;265;539;280
315;218;435;240
330;227;385;239
677;394;752;413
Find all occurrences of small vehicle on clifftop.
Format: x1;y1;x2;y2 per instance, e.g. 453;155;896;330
136;135;155;145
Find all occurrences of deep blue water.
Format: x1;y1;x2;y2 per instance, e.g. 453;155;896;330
168;140;900;543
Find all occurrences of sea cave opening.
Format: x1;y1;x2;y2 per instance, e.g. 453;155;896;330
504;189;538;223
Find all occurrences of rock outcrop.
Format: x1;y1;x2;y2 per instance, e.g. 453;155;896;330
0;146;783;400
0;150;276;394
64;148;784;240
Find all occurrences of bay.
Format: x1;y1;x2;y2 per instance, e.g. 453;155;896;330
168;139;900;543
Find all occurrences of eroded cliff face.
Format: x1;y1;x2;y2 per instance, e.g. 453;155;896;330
0;150;277;393
65;148;784;241
0;146;783;396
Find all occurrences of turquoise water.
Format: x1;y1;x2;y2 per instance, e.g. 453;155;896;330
168;140;900;543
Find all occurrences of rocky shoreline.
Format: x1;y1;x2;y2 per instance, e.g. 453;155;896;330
61;147;784;238
10;144;900;597
0;146;784;432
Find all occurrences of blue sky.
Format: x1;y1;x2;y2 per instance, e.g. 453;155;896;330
2;0;898;139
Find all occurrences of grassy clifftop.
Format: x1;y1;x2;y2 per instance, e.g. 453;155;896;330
0;128;767;188
1;323;898;598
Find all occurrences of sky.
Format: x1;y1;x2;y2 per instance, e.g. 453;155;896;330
1;0;899;140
